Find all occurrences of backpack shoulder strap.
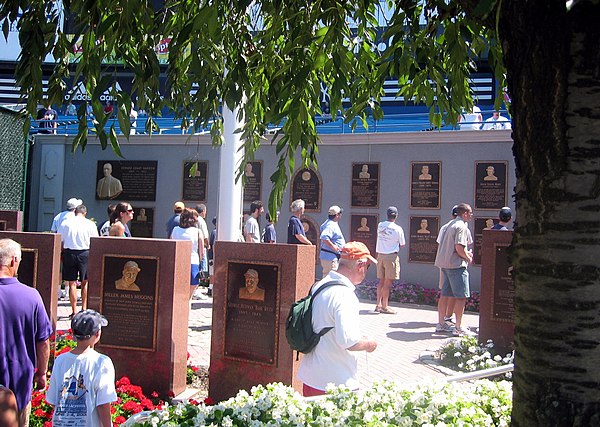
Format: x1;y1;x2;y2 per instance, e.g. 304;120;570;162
309;280;346;298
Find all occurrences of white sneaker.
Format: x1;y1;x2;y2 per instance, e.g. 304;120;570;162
453;327;476;337
59;290;67;300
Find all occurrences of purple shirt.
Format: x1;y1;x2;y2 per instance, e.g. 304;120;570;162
0;277;53;410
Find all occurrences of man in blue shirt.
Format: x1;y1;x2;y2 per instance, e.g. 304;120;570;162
319;205;346;278
287;199;312;245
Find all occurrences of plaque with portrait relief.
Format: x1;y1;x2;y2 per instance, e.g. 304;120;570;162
473;217;497;265
290;168;321;212
129;207;154;238
351;162;380;208
350;214;379;258
408;216;440;263
410;162;441;209
183;161;208;202
224;261;280;365
474;161;508;210
243;161;263;203
96;161;157;201
99;255;159;351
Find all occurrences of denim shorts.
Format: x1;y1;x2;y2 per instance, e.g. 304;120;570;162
441;267;470;298
190;264;201;285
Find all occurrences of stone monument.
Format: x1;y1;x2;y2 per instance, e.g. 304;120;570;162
0;231;61;329
479;229;514;353
209;242;316;402
88;237;192;397
0;210;23;231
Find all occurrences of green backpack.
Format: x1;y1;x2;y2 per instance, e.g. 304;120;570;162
285;281;344;359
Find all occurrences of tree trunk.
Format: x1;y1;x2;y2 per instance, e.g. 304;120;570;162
500;1;600;425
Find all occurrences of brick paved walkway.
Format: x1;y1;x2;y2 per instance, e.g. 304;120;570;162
57;288;479;389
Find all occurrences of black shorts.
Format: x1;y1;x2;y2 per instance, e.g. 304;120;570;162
62;249;89;281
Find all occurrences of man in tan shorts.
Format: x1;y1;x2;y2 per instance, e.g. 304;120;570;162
374;207;406;314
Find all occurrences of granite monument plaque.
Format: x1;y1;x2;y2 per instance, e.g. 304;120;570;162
129;207;154;238
96;161;158;201
183;161;208;201
474;161;507;210
291;168;321;212
473;217;497;265
243;161;263;203
224;262;280;365
410;162;441;209
349;214;378;258
0;210;23;231
90;237;191;397
0;231;61;329
479;230;514;353
210;242;316;401
351;162;380;208
99;255;159;351
408;216;440;263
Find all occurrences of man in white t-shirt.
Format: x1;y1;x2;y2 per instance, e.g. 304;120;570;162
375;207;406;314
482;111;512;130
244;200;264;243
60;205;99;317
297;242;377;396
51;197;82;233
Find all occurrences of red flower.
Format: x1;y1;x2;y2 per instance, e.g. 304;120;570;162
167;390;175;398
189;398;199;405
191;366;199;372
150;391;159;398
110;405;117;414
204;396;215;405
141;398;155;410
114;415;126;425
116;376;131;386
34;408;46;417
43;422;53;427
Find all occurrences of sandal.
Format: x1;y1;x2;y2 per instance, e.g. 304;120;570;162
374;306;382;313
379;307;397;314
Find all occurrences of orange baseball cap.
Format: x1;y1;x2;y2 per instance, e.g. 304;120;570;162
340;241;377;264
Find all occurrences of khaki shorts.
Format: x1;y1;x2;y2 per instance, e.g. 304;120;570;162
377;253;400;280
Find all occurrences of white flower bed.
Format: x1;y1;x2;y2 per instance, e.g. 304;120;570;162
135;380;512;426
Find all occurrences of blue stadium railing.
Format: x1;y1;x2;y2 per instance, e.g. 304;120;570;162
30;109;509;136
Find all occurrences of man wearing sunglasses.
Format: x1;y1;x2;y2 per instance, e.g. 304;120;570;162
298;241;378;397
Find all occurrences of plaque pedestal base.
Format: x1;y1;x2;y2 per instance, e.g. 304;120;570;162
209;242;316;402
479;230;514;354
89;237;192;397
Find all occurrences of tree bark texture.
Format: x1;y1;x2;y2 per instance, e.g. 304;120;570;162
500;1;600;425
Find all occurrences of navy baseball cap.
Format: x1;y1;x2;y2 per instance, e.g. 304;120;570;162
72;309;108;339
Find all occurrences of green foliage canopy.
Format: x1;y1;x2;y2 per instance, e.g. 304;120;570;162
1;0;504;214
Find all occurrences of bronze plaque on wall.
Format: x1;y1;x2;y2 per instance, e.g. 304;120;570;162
290;168;321;212
99;255;159;351
491;244;515;322
474;161;507;210
473;217;497;265
224;261;280;365
96;161;157;201
129;207;154;238
351;162;380;208
349;214;379;258
408;216;440;263
410;162;441;209
18;248;38;288
243;161;263;203
183;161;208;202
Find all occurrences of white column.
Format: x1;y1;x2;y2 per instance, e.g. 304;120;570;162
216;105;244;241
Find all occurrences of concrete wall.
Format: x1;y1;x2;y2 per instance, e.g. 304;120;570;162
28;130;514;291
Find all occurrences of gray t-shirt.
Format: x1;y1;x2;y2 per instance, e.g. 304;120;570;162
434;218;470;269
244;216;261;243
